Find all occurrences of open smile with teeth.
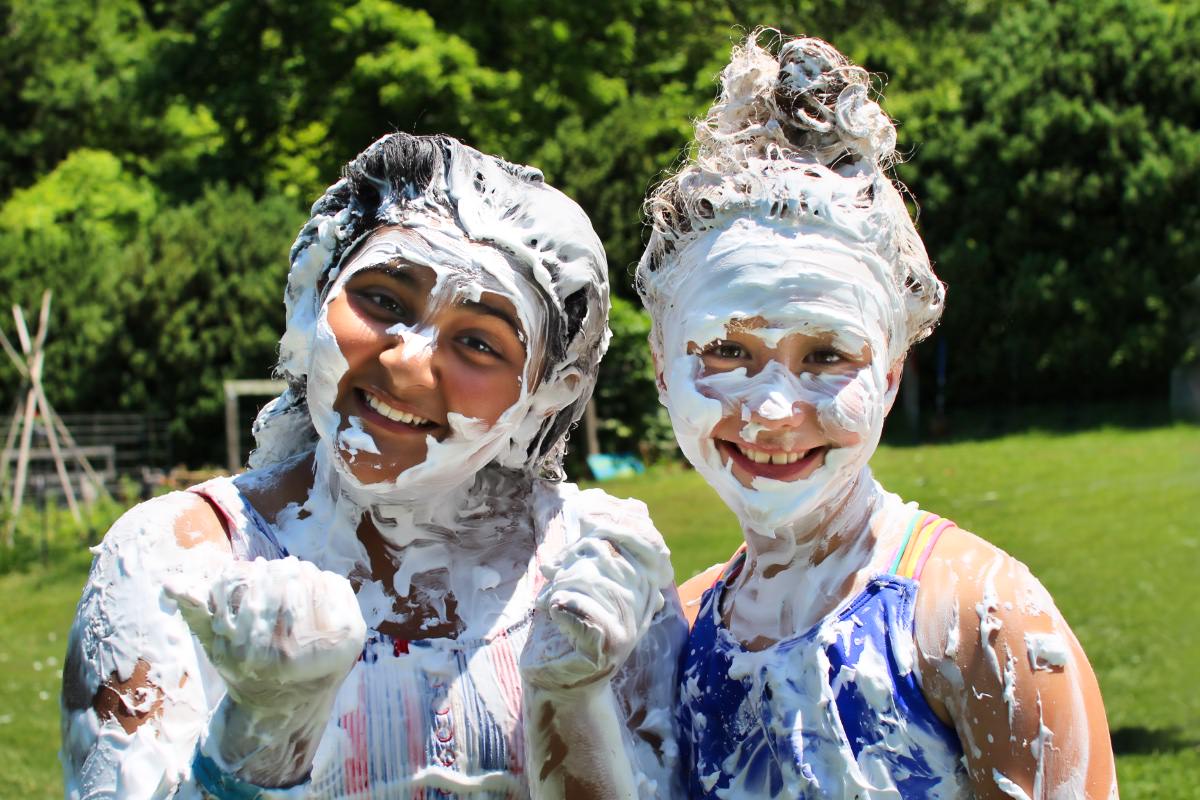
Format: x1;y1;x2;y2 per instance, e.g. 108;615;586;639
717;438;829;482
364;392;433;427
733;442;813;465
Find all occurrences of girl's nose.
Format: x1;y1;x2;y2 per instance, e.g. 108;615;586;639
379;329;437;389
739;363;813;430
744;392;812;431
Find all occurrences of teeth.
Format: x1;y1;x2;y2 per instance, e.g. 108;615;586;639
365;393;429;426
735;443;807;465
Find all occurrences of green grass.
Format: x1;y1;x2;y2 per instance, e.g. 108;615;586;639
1;424;1195;797
0;546;94;798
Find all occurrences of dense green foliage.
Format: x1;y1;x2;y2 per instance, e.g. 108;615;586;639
0;0;1195;465
911;0;1200;404
2;425;1197;795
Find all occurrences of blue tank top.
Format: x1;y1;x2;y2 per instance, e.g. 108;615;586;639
679;532;971;798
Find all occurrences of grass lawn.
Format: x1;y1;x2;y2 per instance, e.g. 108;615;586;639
1;423;1195;798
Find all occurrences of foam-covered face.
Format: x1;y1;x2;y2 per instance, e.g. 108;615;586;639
653;219;902;534
307;225;548;495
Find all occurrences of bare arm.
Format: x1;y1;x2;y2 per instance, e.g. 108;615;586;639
62;491;366;798
915;529;1118;799
61;492;233;799
521;491;685;799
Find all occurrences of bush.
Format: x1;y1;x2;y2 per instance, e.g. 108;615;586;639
592;296;677;461
0;182;304;466
115;186;304;462
912;0;1200;406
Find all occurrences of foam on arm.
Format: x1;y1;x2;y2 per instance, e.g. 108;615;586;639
915;529;1117;799
60;492;232;799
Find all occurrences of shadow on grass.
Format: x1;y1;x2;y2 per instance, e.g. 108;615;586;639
1111;726;1200;755
882;398;1184;448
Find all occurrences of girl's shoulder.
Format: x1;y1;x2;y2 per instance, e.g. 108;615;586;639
231;451;315;526
678;563;725;629
911;519;1072;715
911;521;1051;638
99;488;231;559
909;520;1117;795
915;522;1042;610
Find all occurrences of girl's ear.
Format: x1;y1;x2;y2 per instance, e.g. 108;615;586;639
649;340;668;394
882;356;905;416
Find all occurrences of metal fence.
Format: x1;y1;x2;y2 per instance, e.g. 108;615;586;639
1;411;172;503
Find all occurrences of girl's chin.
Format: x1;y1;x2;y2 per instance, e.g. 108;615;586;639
336;449;423;485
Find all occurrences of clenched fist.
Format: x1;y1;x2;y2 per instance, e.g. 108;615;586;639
522;495;674;692
164;556;366;710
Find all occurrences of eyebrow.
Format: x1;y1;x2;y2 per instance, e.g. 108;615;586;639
361;262;424;289
461;298;524;343
361;263;525;342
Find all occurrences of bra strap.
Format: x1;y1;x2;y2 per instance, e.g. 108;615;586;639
890;511;957;580
887;511;930;575
187;484;236;544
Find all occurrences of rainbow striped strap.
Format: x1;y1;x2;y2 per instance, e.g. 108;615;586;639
888;511;957;580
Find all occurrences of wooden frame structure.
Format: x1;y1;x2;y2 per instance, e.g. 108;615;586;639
224;379;286;472
1;291;107;545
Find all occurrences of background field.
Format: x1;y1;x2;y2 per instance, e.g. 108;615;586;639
1;423;1196;798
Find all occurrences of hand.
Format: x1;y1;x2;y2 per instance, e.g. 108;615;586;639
163;556;367;708
522;500;674;692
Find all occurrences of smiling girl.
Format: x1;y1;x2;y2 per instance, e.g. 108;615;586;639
61;133;685;799
638;33;1117;798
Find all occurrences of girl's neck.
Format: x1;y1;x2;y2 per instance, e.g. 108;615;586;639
249;447;542;642
725;468;892;647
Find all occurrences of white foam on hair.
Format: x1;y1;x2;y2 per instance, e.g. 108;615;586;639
638;33;945;371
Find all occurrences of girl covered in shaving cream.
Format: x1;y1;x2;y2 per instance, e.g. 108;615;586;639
638;32;1116;799
62;133;686;799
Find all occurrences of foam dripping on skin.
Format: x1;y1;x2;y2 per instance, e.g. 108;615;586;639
1025;632;1069;672
654;221;972;794
64;137;684;796
337;415;379;458
1002;648;1019;740
976;555;1005;683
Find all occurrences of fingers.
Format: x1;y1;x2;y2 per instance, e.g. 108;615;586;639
575;510;674;601
521;607;616;692
547;592;610;664
161;573;218;651
163;557;366;690
543;536;663;640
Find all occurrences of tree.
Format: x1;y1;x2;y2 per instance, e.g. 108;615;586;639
913;0;1200;405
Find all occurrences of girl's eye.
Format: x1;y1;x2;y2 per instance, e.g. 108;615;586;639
359;289;410;320
703;340;748;360
458;335;499;357
807;349;845;366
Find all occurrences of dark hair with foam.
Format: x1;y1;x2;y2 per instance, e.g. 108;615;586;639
252;133;610;478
